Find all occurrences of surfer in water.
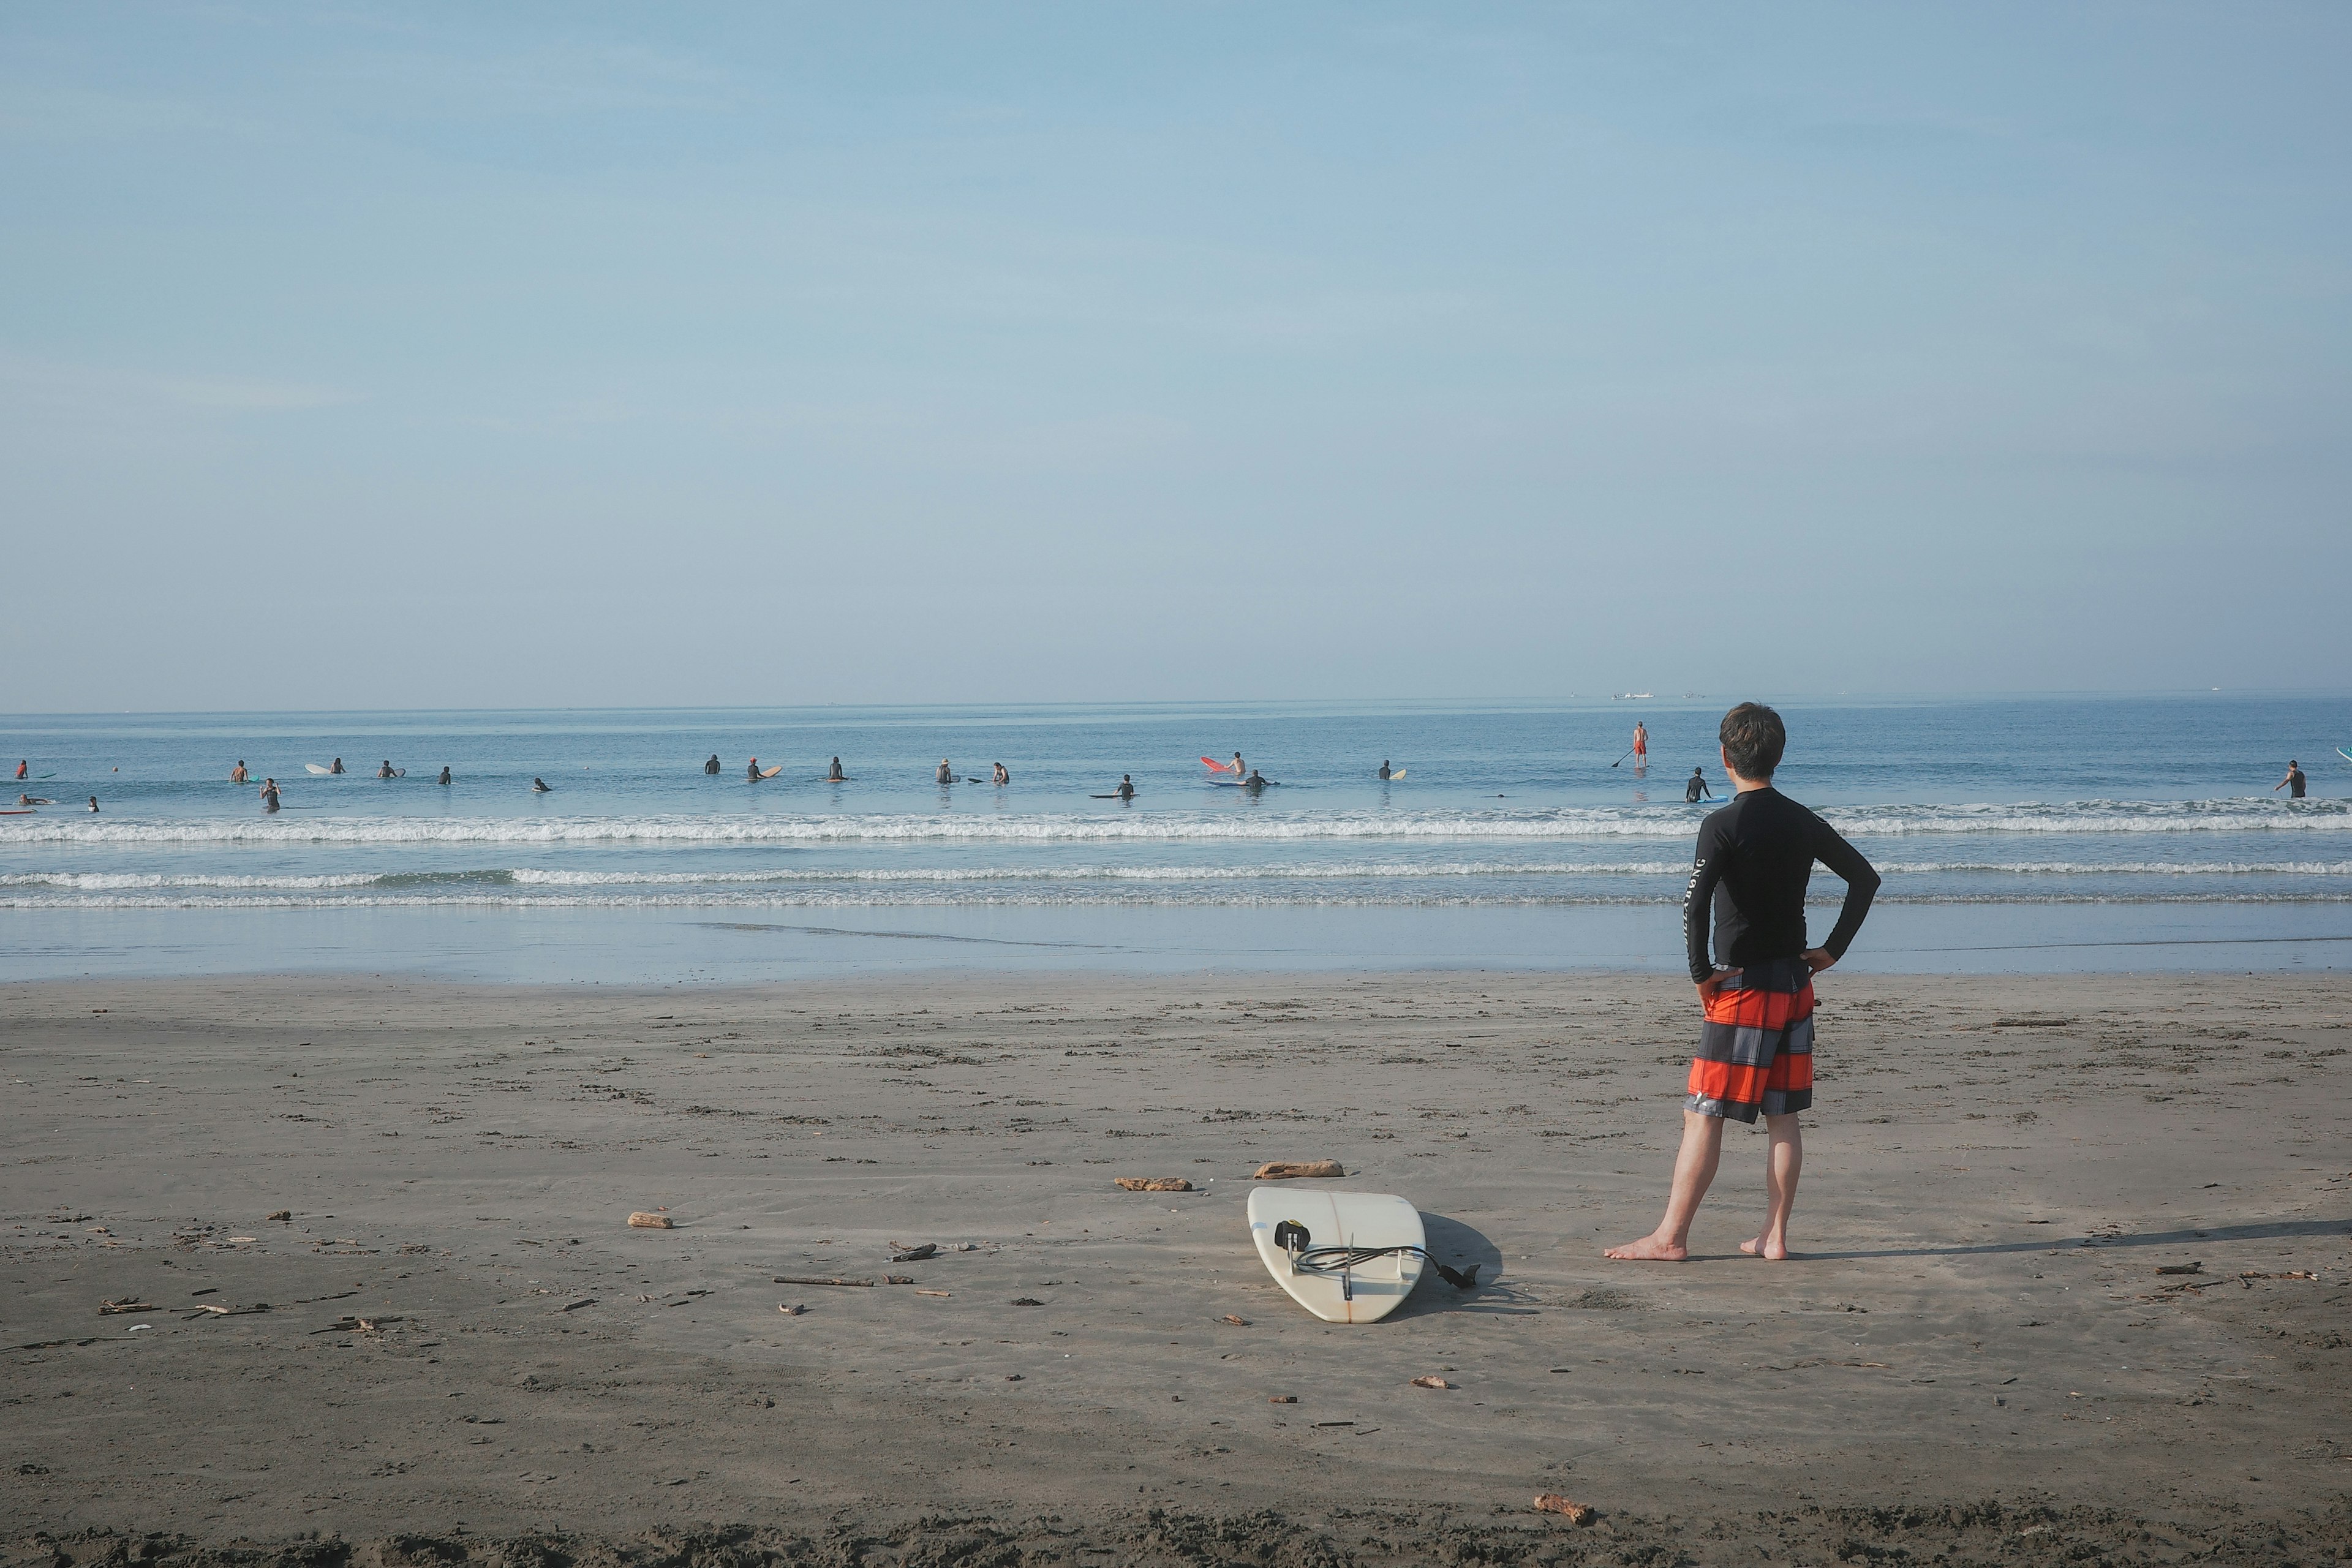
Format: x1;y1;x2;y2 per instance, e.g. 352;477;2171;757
1608;703;1879;1265
1245;769;1271;790
377;760;398;779
260;778;280;813
747;758;763;782
12;761;23;780
992;761;1010;786
936;759;954;786
87;796;100;812
1632;722;1649;771
828;756;846;782
2274;760;2307;799
18;794;52;806
230;761;249;784
330;758;345;775
437;766;451;785
1686;767;1714;804
1115;774;1136;801
1231;752;1246;778
532;777;551;793
1378;760;1392;780
704;754;721;775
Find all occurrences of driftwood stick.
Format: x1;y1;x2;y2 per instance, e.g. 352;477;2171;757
773;1275;875;1287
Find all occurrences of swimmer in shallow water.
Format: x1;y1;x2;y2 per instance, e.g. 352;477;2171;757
704;753;722;775
992;761;1010;786
260;778;280;813
437;766;451;785
377;760;398;778
532;777;551;793
330;758;344;775
1378;760;1392;780
936;759;954;786
87;796;100;812
230;761;248;783
19;794;53;806
1686;767;1715;804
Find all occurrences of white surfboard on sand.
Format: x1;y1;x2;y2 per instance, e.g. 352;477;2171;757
1247;1186;1425;1325
304;764;332;775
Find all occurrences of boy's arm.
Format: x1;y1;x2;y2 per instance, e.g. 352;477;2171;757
1682;817;1728;984
1810;814;1882;963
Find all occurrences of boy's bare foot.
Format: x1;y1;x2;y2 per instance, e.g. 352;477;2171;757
1738;1236;1790;1261
1604;1234;1688;1261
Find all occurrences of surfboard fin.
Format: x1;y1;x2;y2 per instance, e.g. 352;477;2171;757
1434;1261;1481;1290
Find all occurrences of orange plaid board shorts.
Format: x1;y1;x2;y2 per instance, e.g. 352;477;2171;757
1687;956;1814;1123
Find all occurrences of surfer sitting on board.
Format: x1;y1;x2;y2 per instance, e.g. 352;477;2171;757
532;777;551;793
829;756;846;782
1686;767;1715;804
2274;760;2307;799
1608;703;1879;1265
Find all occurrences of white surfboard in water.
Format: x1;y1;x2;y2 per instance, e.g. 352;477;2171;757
1247;1186;1425;1324
304;764;332;775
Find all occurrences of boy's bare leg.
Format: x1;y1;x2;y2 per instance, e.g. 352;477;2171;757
1605;1109;1724;1261
1740;1112;1803;1260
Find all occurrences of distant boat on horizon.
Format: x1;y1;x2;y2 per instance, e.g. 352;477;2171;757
1613;692;1653;700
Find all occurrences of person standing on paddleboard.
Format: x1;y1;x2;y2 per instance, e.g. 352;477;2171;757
1632;722;1648;770
2274;760;2307;799
1607;703;1879;1265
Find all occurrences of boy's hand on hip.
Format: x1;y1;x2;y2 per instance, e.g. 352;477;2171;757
1803;948;1836;976
1696;969;1740;1004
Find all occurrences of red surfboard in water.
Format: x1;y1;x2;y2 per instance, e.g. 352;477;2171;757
1199;755;1238;773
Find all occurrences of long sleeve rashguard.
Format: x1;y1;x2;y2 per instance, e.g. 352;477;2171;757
1682;786;1880;983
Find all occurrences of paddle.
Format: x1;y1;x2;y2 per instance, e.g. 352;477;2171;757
1609;747;1637;768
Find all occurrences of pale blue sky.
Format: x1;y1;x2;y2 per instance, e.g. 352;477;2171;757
4;2;2346;711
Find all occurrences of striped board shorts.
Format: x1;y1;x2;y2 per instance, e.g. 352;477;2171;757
1687;957;1815;1123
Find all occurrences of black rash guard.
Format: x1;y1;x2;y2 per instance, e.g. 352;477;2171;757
1683;786;1880;984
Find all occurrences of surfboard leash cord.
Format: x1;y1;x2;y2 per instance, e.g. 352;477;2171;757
1285;1242;1430;1303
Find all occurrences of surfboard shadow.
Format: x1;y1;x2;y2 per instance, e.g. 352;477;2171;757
1390;1212;1529;1319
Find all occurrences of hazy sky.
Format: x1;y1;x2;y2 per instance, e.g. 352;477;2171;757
4;3;2346;712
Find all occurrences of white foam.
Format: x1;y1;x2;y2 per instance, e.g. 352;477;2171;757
4;797;2345;848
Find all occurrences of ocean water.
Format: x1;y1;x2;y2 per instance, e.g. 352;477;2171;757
3;695;2348;979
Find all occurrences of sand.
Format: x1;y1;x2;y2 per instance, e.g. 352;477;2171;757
4;968;2348;1566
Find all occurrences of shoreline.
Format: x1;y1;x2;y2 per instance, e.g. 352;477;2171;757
6;899;2352;984
6;968;2348;1558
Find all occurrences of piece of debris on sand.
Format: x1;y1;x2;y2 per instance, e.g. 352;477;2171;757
627;1212;673;1229
1410;1375;1453;1389
1534;1494;1594;1523
1253;1160;1343;1180
1115;1177;1193;1192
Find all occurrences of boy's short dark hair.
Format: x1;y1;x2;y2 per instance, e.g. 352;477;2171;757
1719;703;1786;779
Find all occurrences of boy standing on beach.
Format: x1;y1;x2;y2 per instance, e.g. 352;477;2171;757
1608;703;1879;1263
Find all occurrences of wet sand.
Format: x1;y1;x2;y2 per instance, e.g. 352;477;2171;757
4;970;2348;1565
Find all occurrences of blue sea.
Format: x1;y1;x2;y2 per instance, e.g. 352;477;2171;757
3;695;2348;981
